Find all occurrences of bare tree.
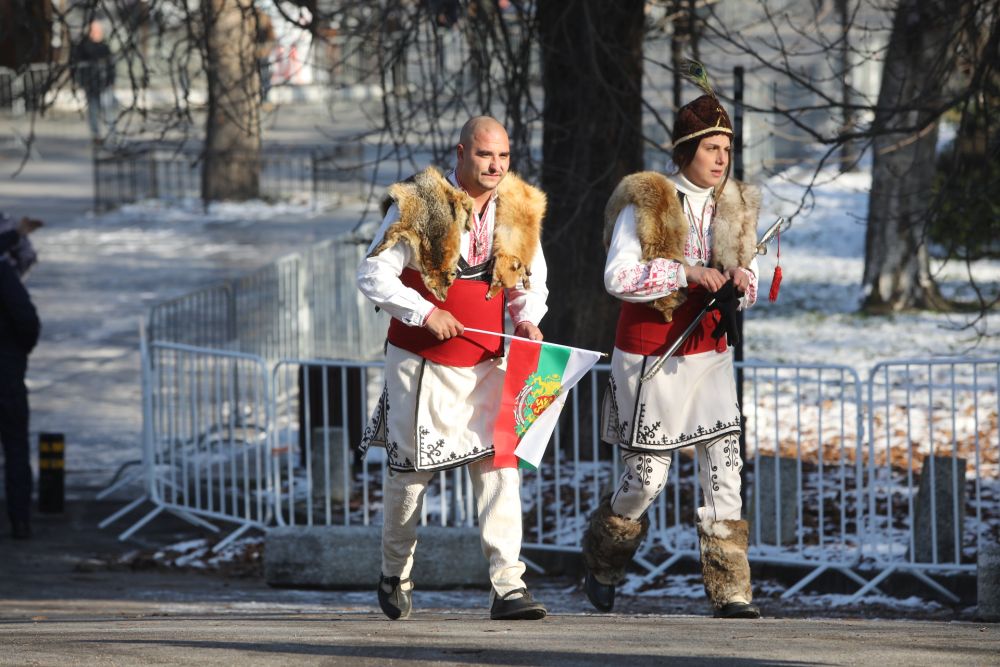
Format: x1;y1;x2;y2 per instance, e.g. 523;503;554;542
6;0;998;335
201;0;262;202
863;0;998;312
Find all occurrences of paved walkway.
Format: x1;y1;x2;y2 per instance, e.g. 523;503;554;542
1;501;998;666
3;609;996;666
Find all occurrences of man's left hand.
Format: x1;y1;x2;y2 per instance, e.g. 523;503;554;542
514;321;543;341
724;267;750;294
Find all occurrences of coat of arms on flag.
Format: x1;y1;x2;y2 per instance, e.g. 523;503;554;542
492;338;603;470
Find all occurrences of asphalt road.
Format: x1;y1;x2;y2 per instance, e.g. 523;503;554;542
1;501;997;666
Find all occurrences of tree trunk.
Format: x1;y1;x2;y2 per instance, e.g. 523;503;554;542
537;0;645;350
202;0;261;203
862;0;957;312
0;0;52;68
836;0;859;172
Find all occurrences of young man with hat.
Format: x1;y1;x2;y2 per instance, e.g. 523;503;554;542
580;66;762;619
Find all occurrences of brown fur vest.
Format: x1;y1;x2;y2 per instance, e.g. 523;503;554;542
369;167;546;300
603;171;760;321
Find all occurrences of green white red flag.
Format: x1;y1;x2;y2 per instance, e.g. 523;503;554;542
492;338;603;469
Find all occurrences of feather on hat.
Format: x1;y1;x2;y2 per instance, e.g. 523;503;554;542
671;59;733;148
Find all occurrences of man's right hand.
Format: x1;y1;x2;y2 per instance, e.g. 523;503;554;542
684;265;727;292
424;308;464;341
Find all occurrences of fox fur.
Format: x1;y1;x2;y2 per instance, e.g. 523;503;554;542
603;171;760;321
582;496;650;586
370;167;545;301
698;518;754;609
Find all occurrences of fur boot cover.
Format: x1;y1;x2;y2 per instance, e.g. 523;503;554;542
602;172;760;322
371;167;545;301
582;497;650;586
698;518;753;609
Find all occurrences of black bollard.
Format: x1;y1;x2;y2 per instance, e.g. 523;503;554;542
38;432;65;513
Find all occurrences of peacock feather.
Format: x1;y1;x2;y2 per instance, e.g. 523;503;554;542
678;58;716;97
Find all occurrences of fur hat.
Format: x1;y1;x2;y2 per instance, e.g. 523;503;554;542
670;60;733;148
671;93;733;148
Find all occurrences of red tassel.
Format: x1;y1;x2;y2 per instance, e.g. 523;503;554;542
769;265;783;302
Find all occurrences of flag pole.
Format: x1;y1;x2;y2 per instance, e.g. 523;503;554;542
462;327;608;358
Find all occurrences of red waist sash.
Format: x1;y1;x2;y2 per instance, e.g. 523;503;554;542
615;287;727;357
387;268;505;367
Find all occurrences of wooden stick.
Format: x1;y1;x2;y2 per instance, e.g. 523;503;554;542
463;327;608;358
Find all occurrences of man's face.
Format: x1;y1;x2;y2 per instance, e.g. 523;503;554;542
456;127;510;197
684;134;731;189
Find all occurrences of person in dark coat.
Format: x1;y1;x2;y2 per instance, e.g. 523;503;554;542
0;213;42;539
73;19;116;143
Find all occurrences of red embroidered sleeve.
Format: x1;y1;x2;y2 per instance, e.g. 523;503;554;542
738;267;758;307
614;258;683;296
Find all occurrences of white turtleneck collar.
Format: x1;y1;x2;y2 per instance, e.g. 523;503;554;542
670;171;714;204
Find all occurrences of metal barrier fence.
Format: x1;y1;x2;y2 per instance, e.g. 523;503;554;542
0;63;57;114
102;340;274;549
859;358;1000;602
739;363;867;597
264;357;876;596
116;338;999;596
93;142;364;211
148;235;387;362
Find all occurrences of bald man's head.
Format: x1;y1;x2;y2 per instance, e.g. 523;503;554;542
456;117;510;201
459;116;506;148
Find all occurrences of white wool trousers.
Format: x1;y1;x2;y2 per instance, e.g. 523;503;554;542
381;457;527;597
609;433;744;523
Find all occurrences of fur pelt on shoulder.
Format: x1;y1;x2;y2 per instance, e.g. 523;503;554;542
370;167;545;301
603;171;761;321
604;172;688;321
492;170;546;298
713;178;761;271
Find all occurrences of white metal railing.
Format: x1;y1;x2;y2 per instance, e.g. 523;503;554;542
102;340;274;551
858;358;1000;602
261;356;893;597
114;341;999;598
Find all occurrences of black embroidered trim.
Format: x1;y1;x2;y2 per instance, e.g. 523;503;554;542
358;384;388;460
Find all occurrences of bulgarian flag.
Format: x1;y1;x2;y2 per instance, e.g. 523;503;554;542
491;337;603;470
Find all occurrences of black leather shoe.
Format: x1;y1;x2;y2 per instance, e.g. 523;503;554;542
583;572;615;613
490;588;547;620
714;601;761;619
11;519;31;540
377;573;412;620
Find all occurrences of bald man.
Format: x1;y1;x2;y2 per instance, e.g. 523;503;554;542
357;117;549;621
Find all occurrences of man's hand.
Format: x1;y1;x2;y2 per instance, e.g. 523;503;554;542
424;308;464;341
685;265;727;292
17;217;43;236
514;321;543;341
724;267;750;294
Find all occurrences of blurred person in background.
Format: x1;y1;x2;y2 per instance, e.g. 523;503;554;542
0;213;42;540
73;19;117;145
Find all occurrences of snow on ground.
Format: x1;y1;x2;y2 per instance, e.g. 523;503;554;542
22;190;371;489
746;165;999;370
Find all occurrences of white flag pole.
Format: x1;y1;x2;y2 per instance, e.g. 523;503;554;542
462;327;608;358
